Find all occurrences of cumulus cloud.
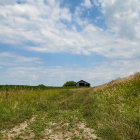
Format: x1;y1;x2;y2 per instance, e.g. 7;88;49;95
0;58;140;86
99;0;140;40
0;0;140;85
0;0;17;5
82;0;92;8
0;0;140;59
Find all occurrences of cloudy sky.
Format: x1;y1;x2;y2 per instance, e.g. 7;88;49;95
0;0;140;86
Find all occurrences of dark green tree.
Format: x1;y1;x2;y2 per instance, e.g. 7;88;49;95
63;81;76;87
38;84;46;89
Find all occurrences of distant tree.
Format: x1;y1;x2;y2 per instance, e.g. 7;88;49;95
63;81;76;87
38;84;46;88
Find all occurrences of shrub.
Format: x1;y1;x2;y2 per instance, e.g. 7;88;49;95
38;84;46;89
63;81;76;87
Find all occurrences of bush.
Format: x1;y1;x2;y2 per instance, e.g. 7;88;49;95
38;84;46;89
63;81;76;87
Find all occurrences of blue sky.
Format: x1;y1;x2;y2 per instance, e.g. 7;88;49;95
0;0;140;86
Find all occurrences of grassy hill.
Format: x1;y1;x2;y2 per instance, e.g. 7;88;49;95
0;73;140;139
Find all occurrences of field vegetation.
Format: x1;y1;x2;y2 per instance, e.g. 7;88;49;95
0;73;140;139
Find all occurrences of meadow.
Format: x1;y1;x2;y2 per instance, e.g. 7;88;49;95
0;73;140;139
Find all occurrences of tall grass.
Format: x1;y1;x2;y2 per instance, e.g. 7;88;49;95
0;73;140;139
0;89;69;130
59;73;140;139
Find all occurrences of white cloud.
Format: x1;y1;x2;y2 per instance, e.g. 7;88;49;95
0;0;139;59
0;58;140;86
0;0;17;5
0;0;140;86
99;0;140;40
0;52;42;66
82;0;92;8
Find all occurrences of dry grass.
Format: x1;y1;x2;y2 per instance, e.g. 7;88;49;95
0;73;140;139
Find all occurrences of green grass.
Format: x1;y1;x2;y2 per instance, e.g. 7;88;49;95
0;85;83;91
0;89;67;130
60;74;140;140
0;73;140;139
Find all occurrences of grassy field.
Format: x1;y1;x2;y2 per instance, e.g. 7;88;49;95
0;73;140;139
0;85;82;91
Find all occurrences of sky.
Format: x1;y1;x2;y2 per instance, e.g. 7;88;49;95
0;0;140;86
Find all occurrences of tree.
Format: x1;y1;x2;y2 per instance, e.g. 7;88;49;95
38;84;46;89
63;81;76;87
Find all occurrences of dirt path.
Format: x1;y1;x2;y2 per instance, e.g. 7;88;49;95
0;116;36;140
0;111;98;140
42;121;97;140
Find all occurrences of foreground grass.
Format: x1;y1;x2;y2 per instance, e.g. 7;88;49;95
0;73;140;139
60;74;140;140
0;89;67;130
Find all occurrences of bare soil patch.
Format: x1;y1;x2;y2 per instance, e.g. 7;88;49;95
0;116;36;139
43;121;97;140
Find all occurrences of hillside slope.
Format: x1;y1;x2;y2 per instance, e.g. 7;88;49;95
60;73;140;139
0;73;140;139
